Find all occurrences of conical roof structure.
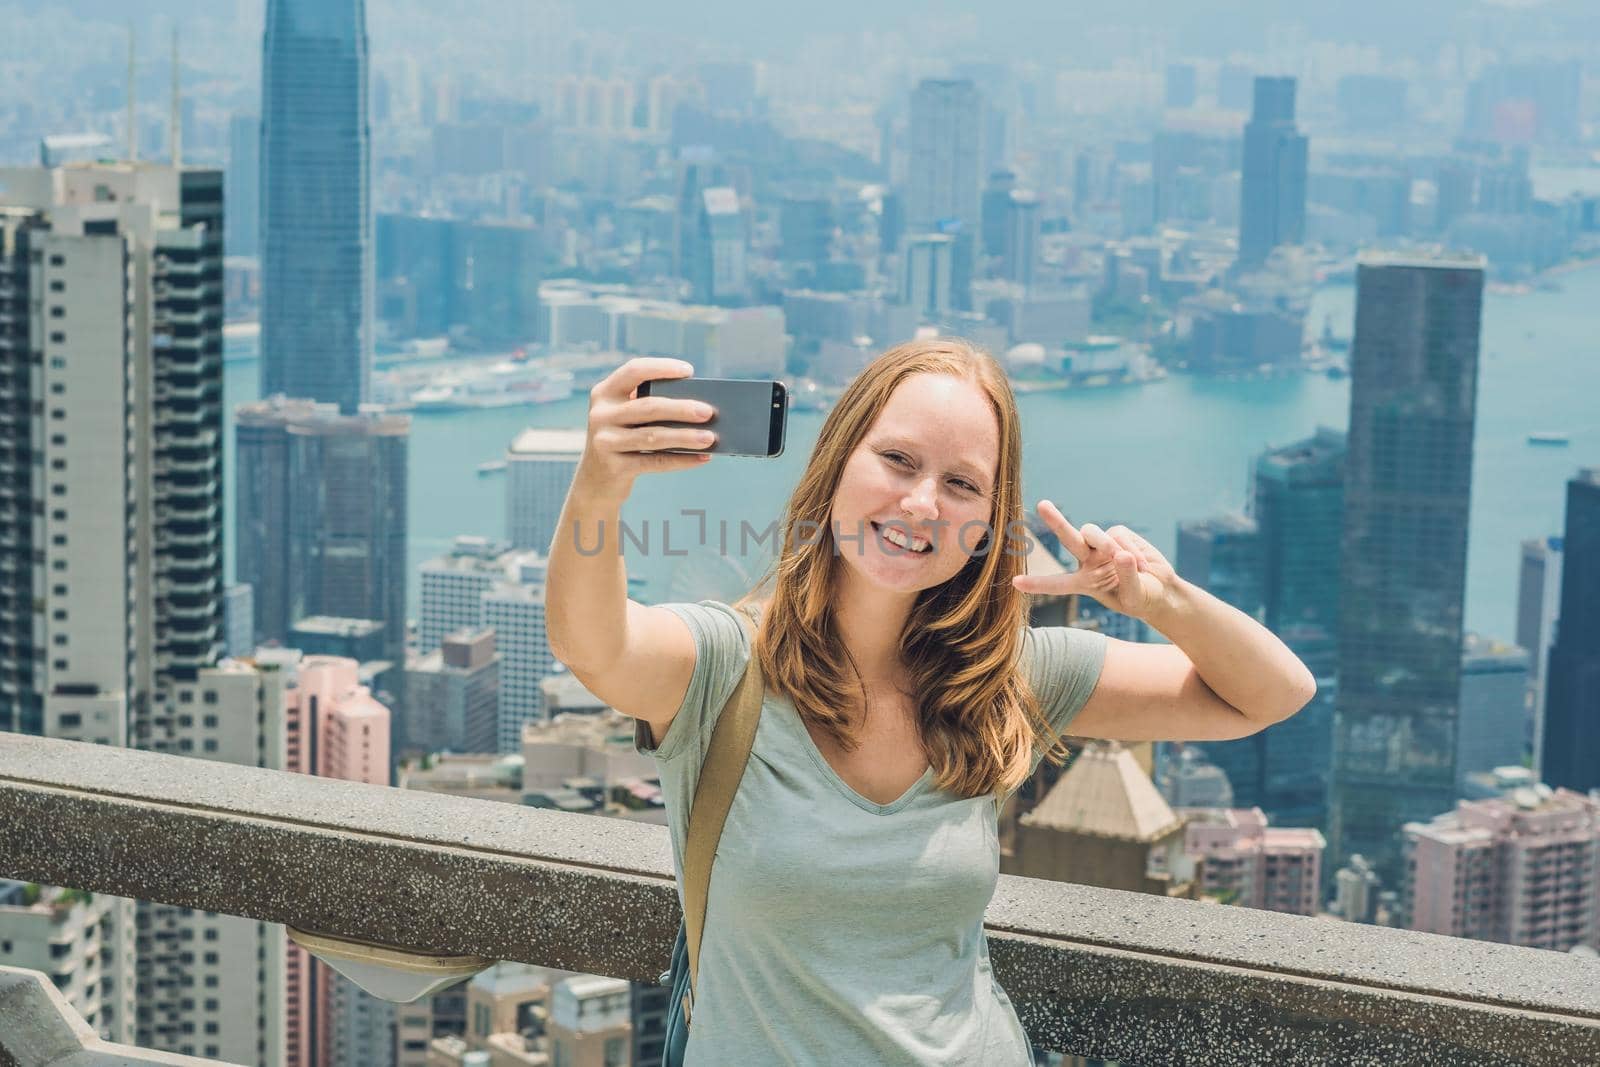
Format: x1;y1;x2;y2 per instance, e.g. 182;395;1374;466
1023;740;1183;843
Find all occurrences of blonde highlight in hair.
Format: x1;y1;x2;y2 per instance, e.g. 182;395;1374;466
735;337;1069;802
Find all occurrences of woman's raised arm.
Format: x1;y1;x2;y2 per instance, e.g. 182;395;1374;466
544;357;718;728
1013;500;1316;742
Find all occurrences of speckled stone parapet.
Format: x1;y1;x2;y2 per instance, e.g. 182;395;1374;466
1;734;1597;1065
0;965;237;1065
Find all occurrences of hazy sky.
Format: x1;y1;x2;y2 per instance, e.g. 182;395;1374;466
16;0;1600;63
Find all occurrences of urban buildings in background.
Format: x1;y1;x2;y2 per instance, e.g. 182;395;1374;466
2;2;1600;1063
0;161;287;1059
1404;786;1599;953
1329;251;1487;884
259;0;373;414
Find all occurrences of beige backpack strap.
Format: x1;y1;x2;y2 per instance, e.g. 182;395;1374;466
680;603;764;1022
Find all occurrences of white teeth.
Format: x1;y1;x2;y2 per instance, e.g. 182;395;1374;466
876;523;929;552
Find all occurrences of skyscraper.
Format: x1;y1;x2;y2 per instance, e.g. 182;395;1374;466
1252;428;1345;830
1002;191;1040;290
235;397;409;672
260;0;372;414
0;161;283;1059
907;79;984;232
1516;535;1564;775
686;187;746;305
1329;252;1486;883
1238;76;1308;267
1540;469;1600;795
1183;429;1347;832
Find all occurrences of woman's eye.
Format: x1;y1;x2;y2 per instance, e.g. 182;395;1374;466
952;480;977;493
883;451;910;466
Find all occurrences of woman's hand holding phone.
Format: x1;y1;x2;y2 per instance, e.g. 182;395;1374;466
571;357;717;503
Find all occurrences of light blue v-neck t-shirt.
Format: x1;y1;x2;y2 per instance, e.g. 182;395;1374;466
633;599;1110;1066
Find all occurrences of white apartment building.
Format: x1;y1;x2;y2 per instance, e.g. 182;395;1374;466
507;428;586;555
483;557;558;753
418;536;518;653
0;882;113;1035
0;161;280;1059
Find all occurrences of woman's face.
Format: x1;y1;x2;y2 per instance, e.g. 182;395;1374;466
828;372;1002;596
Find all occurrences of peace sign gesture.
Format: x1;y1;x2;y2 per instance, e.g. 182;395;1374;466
1011;500;1178;622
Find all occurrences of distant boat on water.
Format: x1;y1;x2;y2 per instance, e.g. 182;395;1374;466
476;459;508;475
1527;432;1570;446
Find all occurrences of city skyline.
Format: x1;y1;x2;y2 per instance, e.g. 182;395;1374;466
0;0;1597;1063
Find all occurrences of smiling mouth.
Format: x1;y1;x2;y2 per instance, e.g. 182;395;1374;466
870;521;933;554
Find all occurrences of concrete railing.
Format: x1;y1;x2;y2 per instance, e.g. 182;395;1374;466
1;734;1597;1066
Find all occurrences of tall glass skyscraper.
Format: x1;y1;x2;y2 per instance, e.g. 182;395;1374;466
260;0;372;414
1238;76;1308;267
1329;252;1486;884
1253;428;1346;831
1540;468;1600;795
1178;428;1345;832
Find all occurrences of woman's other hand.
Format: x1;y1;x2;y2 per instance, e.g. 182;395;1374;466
1011;500;1180;622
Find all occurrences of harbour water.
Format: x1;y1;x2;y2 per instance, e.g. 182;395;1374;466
223;262;1600;645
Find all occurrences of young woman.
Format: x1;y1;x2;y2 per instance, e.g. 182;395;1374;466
545;338;1315;1066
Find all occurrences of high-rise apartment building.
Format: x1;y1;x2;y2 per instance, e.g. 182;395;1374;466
1238;76;1308;267
138;661;291;1063
279;653;393;1067
506;428;585;555
484;555;558;753
235;396;409;672
0;882;115;1035
1404;786;1598;952
1541;469;1600;795
0;160;235;1046
260;0;373;413
419;536;516;654
1181;808;1325;916
1329;252;1486;882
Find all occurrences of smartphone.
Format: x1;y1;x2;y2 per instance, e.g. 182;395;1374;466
636;377;787;458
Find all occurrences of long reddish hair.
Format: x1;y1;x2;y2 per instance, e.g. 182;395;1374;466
736;337;1065;801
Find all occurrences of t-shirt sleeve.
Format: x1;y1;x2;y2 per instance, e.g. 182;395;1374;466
1021;624;1111;771
631;599;751;763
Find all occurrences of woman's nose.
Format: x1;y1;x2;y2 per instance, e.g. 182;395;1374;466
902;478;939;517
